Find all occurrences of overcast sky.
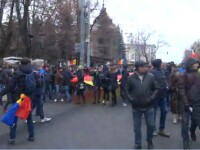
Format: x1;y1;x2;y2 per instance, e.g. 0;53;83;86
103;0;200;63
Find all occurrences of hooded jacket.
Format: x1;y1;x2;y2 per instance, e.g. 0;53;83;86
0;64;35;103
178;58;200;127
150;59;168;97
126;72;159;110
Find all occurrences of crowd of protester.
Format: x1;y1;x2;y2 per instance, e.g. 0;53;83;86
0;57;200;149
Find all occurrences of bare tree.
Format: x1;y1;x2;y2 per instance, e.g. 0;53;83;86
135;32;168;63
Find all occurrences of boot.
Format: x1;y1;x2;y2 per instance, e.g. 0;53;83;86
190;130;197;141
183;142;190;149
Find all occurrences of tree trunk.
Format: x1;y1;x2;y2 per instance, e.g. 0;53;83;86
1;0;15;56
16;0;31;57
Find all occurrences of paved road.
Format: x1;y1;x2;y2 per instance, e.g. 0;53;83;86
0;101;200;149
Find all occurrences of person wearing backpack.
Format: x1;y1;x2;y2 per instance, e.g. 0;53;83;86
0;58;36;144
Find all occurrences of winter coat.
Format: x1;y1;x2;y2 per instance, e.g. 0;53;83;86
150;68;168;98
0;64;35;103
63;70;72;86
126;72;159;110
55;70;63;85
120;69;129;89
109;72;118;91
178;58;200;128
169;72;181;114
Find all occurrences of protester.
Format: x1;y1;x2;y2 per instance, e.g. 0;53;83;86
54;67;64;102
63;66;72;103
102;65;110;105
0;58;35;144
43;66;53;101
32;69;52;123
76;65;86;104
126;61;159;149
169;64;181;124
178;58;200;149
92;66;103;104
120;65;129;107
150;59;170;137
109;66;118;107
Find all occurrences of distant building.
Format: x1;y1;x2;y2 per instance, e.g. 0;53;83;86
125;44;156;64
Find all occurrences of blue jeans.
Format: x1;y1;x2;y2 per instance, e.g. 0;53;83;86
65;86;71;102
10;112;34;140
55;85;61;99
0;83;4;105
133;108;155;146
44;83;53;100
153;97;168;131
32;95;44;119
181;105;198;143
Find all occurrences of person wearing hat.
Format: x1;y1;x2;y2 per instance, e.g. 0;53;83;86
150;59;170;138
126;61;159;149
178;57;200;149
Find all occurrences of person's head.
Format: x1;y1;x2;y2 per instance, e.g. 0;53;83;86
135;61;147;74
110;66;117;73
151;59;162;69
20;57;31;65
78;65;83;71
185;58;199;72
146;64;152;72
45;66;50;72
98;65;103;72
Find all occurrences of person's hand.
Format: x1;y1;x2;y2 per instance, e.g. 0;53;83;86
185;104;193;113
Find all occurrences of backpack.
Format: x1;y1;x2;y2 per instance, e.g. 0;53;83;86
16;72;36;95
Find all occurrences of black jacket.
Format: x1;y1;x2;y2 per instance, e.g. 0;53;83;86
120;69;129;88
0;64;35;103
126;72;159;110
150;68;168;97
63;70;72;86
109;72;118;90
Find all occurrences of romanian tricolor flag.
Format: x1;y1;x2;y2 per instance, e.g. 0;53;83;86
190;52;199;59
70;59;77;65
118;59;123;65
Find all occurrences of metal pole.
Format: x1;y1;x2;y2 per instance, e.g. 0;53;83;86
80;0;85;66
86;0;91;67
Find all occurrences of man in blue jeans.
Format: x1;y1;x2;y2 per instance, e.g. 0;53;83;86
63;67;72;103
150;59;170;137
127;61;159;149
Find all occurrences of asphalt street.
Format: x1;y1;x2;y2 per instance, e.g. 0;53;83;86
0;100;200;149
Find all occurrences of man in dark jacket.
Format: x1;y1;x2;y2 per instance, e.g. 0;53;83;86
0;58;35;144
127;61;159;149
43;66;53;101
63;67;72;103
150;59;170;137
120;65;129;107
178;58;200;149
